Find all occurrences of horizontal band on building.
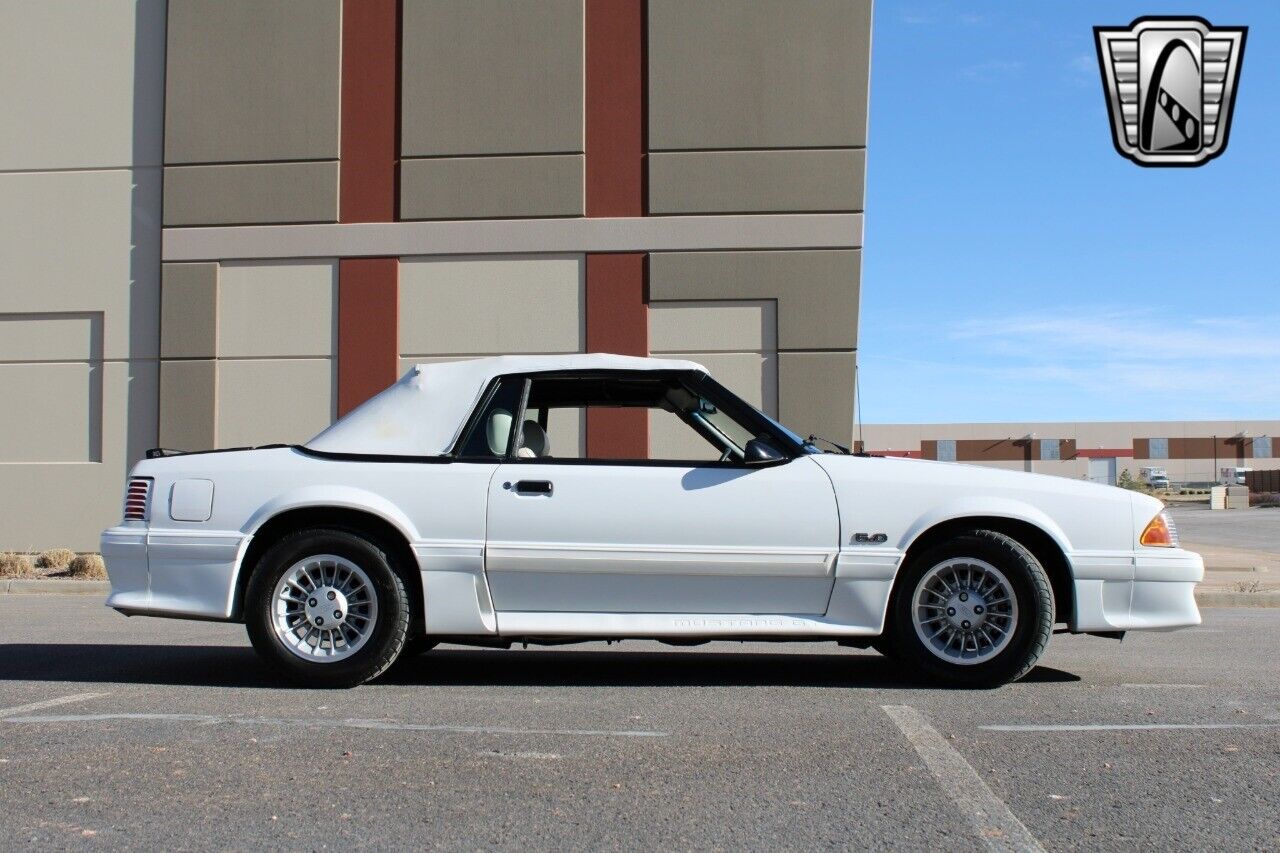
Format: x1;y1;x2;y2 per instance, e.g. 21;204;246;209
161;214;864;262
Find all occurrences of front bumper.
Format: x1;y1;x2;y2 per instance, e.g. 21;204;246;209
101;526;250;621
1072;547;1204;632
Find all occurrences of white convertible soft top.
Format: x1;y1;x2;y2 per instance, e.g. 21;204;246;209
305;353;707;457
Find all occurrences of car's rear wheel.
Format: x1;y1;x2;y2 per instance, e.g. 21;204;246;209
245;529;410;688
885;530;1052;687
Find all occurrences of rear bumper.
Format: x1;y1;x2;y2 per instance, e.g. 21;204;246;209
1072;548;1203;632
101;526;249;621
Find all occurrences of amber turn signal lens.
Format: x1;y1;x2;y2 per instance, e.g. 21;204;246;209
1140;512;1175;547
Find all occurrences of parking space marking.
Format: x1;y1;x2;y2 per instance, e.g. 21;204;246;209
0;692;109;718
1119;683;1204;689
981;722;1280;732
1;712;667;739
883;705;1046;853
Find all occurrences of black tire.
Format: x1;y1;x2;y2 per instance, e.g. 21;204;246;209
403;636;439;656
245;529;410;688
886;530;1053;687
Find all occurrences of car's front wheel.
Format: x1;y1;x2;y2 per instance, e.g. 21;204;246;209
245;529;410;688
884;529;1052;687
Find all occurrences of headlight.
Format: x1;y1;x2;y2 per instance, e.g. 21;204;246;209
1139;510;1178;548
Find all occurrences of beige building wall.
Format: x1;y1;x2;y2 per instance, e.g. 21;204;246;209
398;255;587;455
0;0;165;550
399;0;584;220
649;300;778;460
158;260;338;452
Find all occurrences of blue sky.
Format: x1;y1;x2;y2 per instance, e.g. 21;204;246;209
859;1;1278;423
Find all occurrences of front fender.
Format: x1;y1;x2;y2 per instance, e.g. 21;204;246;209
897;497;1074;556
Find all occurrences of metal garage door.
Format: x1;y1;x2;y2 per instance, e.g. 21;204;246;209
1088;457;1117;485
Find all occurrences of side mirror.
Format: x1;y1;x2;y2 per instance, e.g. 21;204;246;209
743;438;785;466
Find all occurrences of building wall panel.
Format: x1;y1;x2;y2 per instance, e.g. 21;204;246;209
159;359;216;452
649;251;858;351
0;169;161;360
400;156;584;220
399;255;584;357
401;0;583;157
216;359;335;448
163;162;339;226
649;149;866;214
648;0;872;150
778;351;856;443
160;263;218;359
217;261;337;359
0;361;156;550
0;0;166;170
0;363;98;463
164;0;341;164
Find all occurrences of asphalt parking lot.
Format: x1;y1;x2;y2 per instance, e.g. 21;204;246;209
1167;504;1280;553
1;598;1277;850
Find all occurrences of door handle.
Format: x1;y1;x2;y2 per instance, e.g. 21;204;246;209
513;479;553;496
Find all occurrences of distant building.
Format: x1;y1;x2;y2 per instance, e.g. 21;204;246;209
858;421;1280;485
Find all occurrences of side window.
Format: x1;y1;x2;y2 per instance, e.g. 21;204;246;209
516;375;778;464
1148;438;1169;460
456;377;527;458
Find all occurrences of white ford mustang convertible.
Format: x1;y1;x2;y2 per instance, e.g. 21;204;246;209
102;354;1203;688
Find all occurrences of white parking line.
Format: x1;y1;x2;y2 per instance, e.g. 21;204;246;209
981;722;1280;732
883;705;1046;853
2;712;667;739
1119;683;1204;689
0;692;109;717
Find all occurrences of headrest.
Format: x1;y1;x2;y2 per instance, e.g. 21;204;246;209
518;420;550;458
486;409;513;455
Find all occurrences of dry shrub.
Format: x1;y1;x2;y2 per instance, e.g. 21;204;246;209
0;552;35;579
36;548;76;570
68;553;107;580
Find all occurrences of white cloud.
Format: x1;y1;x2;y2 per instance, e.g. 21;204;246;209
859;311;1280;421
961;59;1024;80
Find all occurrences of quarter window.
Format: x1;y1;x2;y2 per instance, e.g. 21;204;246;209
1148;438;1169;459
936;439;956;462
1254;436;1273;459
455;377;528;458
1039;439;1061;461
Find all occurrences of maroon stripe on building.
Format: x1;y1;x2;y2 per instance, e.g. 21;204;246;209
337;259;398;416
336;0;401;415
584;0;648;457
585;253;648;458
585;0;645;218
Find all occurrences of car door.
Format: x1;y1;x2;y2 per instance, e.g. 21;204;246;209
484;456;840;616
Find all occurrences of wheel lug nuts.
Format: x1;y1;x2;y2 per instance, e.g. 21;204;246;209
309;598;317;607
315;617;324;626
959;593;968;602
333;610;342;620
974;605;984;614
327;591;336;601
961;619;971;629
947;607;956;616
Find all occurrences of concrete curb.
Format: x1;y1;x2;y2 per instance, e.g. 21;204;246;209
1196;590;1280;608
1;579;110;595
